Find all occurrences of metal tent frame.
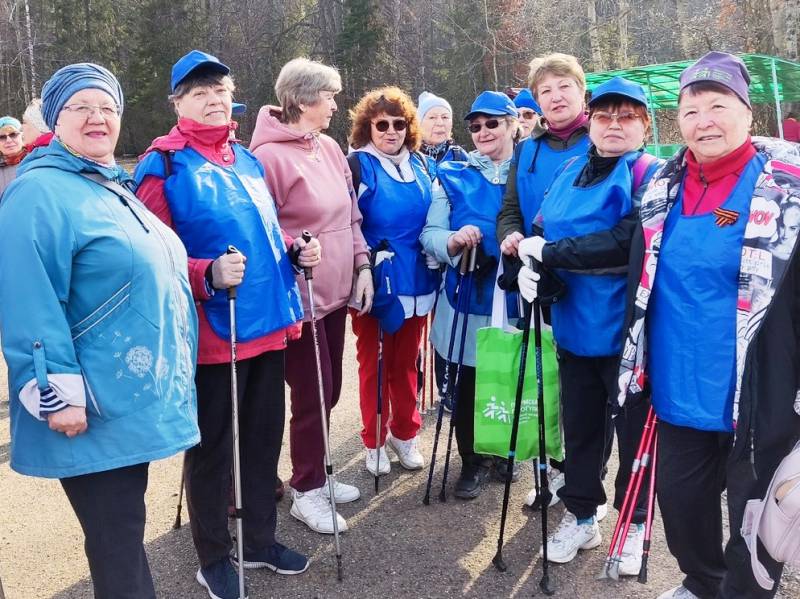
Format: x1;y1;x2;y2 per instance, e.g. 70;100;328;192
585;53;800;157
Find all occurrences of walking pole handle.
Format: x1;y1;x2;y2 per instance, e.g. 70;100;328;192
301;230;314;281
226;245;239;300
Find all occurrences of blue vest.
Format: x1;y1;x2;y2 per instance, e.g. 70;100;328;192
437;162;518;317
516;134;591;235
355;152;439;296
648;154;764;432
135;145;303;341
541;151;641;356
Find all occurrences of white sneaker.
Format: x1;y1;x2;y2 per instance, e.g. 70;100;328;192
525;465;565;507
386;434;424;470
365;446;390;476
617;523;645;576
320;479;361;504
289;487;348;535
540;512;602;563
656;586;700;599
596;502;608;522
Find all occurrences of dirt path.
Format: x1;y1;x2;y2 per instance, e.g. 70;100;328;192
1;324;798;598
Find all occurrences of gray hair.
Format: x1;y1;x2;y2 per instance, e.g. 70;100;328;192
275;58;342;123
23;98;50;133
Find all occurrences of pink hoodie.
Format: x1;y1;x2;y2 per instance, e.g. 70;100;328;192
250;107;369;320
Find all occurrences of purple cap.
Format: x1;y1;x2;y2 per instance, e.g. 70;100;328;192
679;51;751;108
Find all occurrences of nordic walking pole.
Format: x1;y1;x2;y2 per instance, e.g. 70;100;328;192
532;287;555;595
602;408;657;581
374;325;384;494
491;267;533;574
226;245;246;599
639;427;658;584
598;406;655;579
439;246;477;502
301;231;344;581
172;463;185;529
423;257;467;505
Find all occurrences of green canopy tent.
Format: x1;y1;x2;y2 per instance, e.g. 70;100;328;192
585;53;800;157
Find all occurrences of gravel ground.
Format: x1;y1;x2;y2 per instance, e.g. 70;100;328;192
1;322;798;599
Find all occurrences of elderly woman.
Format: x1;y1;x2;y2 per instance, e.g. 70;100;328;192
249;57;371;535
0;63;199;599
610;52;800;599
513;88;541;139
347;86;439;476
21;98;53;150
0;116;26;195
134;50;318;599
418;91;467;164
498;52;591;246
420;91;520;499
517;77;662;573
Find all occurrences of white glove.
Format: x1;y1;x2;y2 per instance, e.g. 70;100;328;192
425;252;440;269
518;265;541;303
518;236;546;264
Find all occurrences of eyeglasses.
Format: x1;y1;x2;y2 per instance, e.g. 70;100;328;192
519;110;538;120
591;111;642;126
61;104;121;118
0;131;20;141
467;119;502;133
373;119;407;133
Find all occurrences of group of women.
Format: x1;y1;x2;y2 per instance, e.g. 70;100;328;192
0;46;797;599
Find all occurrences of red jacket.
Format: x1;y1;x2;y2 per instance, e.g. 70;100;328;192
136;118;300;364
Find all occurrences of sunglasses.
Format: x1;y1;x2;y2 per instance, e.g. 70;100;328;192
373;119;407;133
591;111;642;126
467;119;502;134
519;110;538;120
0;131;20;142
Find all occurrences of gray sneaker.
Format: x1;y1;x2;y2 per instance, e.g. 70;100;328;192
656;586;700;599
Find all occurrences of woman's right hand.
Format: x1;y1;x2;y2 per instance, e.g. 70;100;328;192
500;231;525;256
48;406;88;437
447;225;482;256
211;251;246;289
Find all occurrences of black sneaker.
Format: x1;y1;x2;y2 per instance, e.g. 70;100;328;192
196;558;247;599
454;458;491;499
234;542;309;575
492;456;521;483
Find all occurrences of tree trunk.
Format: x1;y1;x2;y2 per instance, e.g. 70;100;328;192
23;0;35;96
770;0;800;60
674;0;695;57
587;0;605;70
617;0;630;68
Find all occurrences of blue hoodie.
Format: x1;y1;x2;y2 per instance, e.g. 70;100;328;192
0;140;199;478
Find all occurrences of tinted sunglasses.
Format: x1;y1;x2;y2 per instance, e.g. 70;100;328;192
373;119;407;133
0;131;20;142
467;118;502;134
591;111;642;126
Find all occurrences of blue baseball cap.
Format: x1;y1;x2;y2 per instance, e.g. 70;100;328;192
232;102;246;116
171;50;230;93
513;88;541;114
464;91;518;121
589;77;648;109
370;257;404;334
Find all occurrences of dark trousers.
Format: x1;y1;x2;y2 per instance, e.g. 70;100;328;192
557;349;649;522
285;306;346;492
186;350;285;567
60;463;155;599
434;350;447;397
657;422;785;598
445;361;476;460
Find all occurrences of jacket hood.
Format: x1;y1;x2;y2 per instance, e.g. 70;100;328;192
466;149;512;184
16;137;129;182
250;105;316;152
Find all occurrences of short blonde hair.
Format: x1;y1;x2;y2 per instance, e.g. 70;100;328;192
527;53;586;99
275;58;342;123
23;99;49;133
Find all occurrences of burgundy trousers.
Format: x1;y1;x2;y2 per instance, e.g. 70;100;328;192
284;306;347;492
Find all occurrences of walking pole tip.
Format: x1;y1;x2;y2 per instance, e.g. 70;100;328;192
336;555;343;582
539;573;555;596
492;551;507;572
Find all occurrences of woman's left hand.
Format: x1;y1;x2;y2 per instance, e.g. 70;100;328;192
294;236;322;268
355;268;374;315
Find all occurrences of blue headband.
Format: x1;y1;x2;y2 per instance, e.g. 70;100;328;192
41;63;124;130
0;116;21;131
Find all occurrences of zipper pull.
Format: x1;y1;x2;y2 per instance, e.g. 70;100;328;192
699;166;708;188
118;196;150;233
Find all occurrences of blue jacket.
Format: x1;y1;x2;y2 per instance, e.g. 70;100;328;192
0;141;200;478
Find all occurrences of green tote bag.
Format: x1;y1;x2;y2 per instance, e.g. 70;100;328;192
474;274;563;461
